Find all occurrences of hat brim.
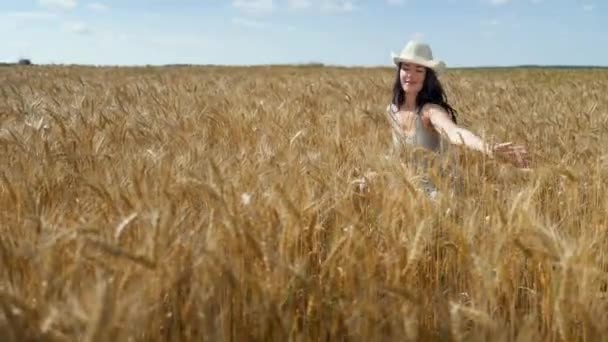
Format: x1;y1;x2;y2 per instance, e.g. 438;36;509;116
391;53;446;74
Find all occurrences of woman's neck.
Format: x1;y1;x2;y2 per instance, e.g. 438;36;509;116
402;95;418;111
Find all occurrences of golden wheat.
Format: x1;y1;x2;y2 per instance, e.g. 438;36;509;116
1;65;607;341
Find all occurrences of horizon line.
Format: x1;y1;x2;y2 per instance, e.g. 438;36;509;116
2;61;608;70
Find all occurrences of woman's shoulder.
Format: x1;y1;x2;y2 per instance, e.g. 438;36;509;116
420;103;457;124
386;103;398;115
420;103;446;113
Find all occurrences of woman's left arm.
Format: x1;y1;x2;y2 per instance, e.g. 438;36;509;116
426;104;529;168
426;104;493;155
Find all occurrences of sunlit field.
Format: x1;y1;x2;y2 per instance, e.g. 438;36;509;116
1;64;607;341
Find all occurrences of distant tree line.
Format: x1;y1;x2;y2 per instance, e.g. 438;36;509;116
0;58;33;67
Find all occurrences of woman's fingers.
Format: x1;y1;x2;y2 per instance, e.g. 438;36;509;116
495;144;528;154
495;143;526;152
494;142;513;148
493;142;530;168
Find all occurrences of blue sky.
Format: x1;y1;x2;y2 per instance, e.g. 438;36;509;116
0;0;605;67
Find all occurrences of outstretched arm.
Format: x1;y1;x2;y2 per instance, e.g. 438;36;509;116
425;104;529;168
425;104;492;155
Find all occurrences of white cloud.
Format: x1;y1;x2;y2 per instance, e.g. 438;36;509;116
231;17;267;28
287;0;358;13
63;22;91;34
320;0;357;13
88;2;108;12
3;11;57;21
288;0;312;9
39;0;78;10
583;4;594;11
488;0;510;5
231;17;297;32
481;19;500;26
232;0;274;14
386;0;404;5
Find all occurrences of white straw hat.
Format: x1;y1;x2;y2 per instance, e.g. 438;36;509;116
391;40;446;73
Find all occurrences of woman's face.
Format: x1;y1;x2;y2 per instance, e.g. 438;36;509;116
400;62;426;95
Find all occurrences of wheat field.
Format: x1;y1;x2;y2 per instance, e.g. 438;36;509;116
1;65;607;341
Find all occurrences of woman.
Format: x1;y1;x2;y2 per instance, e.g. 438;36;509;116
387;40;528;168
356;40;529;199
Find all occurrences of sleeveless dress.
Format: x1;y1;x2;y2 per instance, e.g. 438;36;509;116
386;104;460;199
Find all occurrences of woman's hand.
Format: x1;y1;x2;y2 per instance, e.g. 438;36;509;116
492;142;530;169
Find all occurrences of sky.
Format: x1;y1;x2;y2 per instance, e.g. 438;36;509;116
0;0;606;67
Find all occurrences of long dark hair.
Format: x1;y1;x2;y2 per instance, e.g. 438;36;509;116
391;63;458;123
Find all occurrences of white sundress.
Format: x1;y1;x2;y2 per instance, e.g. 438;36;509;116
385;104;461;199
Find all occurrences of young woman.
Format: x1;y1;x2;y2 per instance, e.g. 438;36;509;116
356;40;529;199
387;40;528;168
